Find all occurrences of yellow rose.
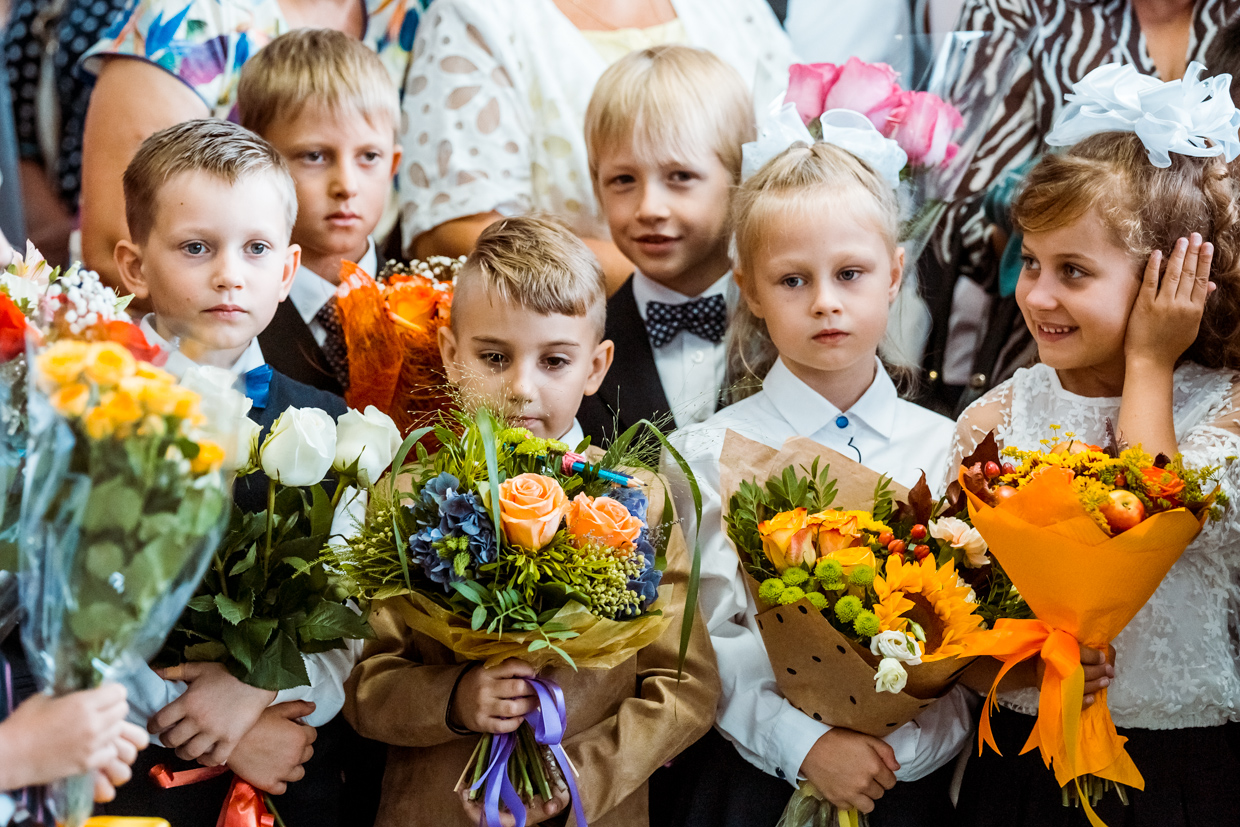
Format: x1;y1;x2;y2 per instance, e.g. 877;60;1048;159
498;473;568;550
138;379;182;417
136;363;176;384
190;440;225;475
50;382;91;418
169;387;202;420
83;342;136;387
565;493;642;552
825;545;877;579
83;407;113;440
97;389;143;431
810;510;887;558
37;341;91;386
758;508;812;572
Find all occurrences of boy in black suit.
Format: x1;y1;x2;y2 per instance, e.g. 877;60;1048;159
108;118;354;827
239;29;403;397
577;46;755;443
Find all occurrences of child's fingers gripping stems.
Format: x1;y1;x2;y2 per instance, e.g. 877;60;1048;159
150;662;277;766
226;700;317;795
800;728;900;814
451;658;539;734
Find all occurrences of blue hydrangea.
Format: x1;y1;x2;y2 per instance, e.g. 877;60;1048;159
605;486;660;617
605;487;649;523
408;478;496;591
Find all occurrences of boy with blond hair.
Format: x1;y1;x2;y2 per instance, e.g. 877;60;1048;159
343;216;719;827
103;118;353;827
238;28;403;397
577;45;754;443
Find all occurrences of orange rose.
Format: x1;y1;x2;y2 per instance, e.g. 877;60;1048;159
50;382;90;417
386;277;441;330
759;508;812;572
1141;466;1186;506
566;493;643;552
498;473;568;549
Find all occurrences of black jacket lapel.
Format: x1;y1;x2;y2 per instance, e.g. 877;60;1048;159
258;300;344;397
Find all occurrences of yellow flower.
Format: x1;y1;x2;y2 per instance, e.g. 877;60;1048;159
97;388;144;431
759;508;812;571
872;555;985;660
136;363;175;385
37;341;91;386
50;382;91;417
190;440;225;475
137;379;183;417
83;342;136;387
83;406;113;440
136;414;167;437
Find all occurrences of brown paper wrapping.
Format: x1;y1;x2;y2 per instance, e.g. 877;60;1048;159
720;430;972;737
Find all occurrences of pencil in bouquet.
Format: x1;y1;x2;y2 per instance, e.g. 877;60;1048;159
719;431;994;827
334;256;460;436
337;408;699;827
957;427;1224;825
18;332;250;826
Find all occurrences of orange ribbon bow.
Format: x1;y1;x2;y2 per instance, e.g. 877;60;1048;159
149;764;274;827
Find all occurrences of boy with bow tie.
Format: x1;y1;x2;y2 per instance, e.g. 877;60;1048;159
576;46;755;443
105;118;355;827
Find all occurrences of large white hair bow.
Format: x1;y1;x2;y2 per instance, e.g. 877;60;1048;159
741;98;908;188
1045;61;1240;167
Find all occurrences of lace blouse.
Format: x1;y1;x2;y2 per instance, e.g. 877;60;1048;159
952;362;1240;730
396;0;794;244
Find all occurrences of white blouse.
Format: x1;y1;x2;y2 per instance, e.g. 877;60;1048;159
667;358;974;787
952;362;1240;730
397;0;795;244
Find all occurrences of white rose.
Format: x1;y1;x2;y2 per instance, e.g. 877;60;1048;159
233;417;263;474
929;516;990;568
873;658;908;694
333;406;402;484
260;407;337;487
869;630;923;664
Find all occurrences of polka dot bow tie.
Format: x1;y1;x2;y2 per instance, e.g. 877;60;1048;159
645;295;728;348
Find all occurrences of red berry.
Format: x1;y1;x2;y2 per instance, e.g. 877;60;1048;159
913;544;931;560
1002;462;1015;475
910;524;927;540
1115;473;1127;488
887;539;907;555
877;532;894;547
984;461;1001;480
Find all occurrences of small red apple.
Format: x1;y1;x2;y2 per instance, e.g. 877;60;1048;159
1050;440;1100;455
1099;490;1146;534
993;485;1019;502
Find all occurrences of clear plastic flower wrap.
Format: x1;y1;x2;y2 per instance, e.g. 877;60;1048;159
17;340;246;826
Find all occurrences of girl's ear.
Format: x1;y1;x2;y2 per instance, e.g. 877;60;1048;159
736;269;766;319
887;247;906;303
438;324;462;384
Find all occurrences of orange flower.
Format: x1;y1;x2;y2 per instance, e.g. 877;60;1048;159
498;473;568;549
1140;466;1186;506
0;293;28;362
96;388;143;432
386;277;441;330
50;382;90;417
190;440;225;475
758;508;812;571
83;342;136;387
566;493;642;552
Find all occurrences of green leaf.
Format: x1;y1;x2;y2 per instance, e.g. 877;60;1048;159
453;551;470;577
215;592;254;625
84;542;125;582
297;601;370;643
244;630;310;691
527;639;549;651
309;483;334;538
229;545;257;576
82;478;142;533
184;640;228;661
471;605;487;630
475;409;504;533
187;595;216;613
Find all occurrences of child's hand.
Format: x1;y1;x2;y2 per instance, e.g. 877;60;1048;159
92;720;150;802
1125;233;1215;370
0;683;132;790
450;659;538;735
800;728;899;813
459;787;571;826
149;662;277;766
226;701;317;794
1036;644;1115;710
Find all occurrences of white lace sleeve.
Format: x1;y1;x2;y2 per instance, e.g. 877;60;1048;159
947;381;1014;490
398;0;532;241
1175;371;1240;567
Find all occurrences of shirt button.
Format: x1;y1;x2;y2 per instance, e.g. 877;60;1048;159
692;350;705;364
776;767;786;780
835;415;849;429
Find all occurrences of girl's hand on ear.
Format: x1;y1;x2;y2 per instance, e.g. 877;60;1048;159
1125;233;1216;370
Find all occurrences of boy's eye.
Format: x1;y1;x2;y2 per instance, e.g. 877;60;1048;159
669;170;695;184
480;352;507;369
247;242;269;255
838;269;862;282
184;242;206;255
543;355;569;370
780;275;806;289
362;151;382;163
304;151;324;163
608;174;635;187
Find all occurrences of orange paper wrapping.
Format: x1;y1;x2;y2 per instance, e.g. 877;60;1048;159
720;431;974;736
959;465;1207;815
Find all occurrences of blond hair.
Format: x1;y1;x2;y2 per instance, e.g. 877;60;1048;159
237;28;400;138
1013;131;1240;370
455;216;606;338
123;119;297;245
726;142;902;400
585;45;755;188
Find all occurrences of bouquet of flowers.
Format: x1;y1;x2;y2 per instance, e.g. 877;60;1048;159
957;429;1224;824
334;256;460;435
157;404;401;690
19;340;246;826
338;410;693;826
721;431;991;827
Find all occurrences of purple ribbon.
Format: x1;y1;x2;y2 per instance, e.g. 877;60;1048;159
472;676;587;827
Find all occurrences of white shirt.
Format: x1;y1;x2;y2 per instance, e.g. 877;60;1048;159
288;238;378;349
559;418;585;448
139;314;265;379
784;0;913;72
667;358;973;786
631;270;733;429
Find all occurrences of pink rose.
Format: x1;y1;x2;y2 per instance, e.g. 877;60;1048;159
822;58;905;135
891;91;964;168
787;63;839;124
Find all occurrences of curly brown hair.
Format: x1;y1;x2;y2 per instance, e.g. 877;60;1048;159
1012;131;1240;371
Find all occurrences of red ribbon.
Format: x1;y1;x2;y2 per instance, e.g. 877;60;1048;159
148;765;275;827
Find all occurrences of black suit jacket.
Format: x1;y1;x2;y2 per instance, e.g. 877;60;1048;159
259;299;344;397
577;276;674;446
233;368;348;514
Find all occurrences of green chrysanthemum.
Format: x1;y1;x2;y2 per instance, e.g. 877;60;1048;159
853;610;880;638
758;578;786;605
835;595;862;623
781;567;809;587
814;559;844;583
849;565;875;588
777;586;806;606
806;592;828;611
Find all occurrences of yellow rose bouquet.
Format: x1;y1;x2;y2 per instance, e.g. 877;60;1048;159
338;408;698;827
18;340;246;827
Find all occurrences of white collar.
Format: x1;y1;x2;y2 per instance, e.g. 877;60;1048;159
761;356;898;439
139;314;267;379
559;418;586;449
289;237;378;322
630;269;733;319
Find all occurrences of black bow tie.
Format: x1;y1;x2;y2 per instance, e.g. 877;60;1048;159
645;294;727;348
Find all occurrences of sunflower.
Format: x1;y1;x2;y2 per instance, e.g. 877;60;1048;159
872;555;985;661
